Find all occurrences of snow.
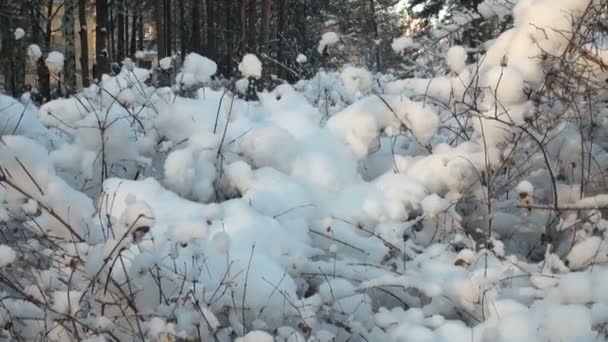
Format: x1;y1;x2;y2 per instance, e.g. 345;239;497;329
159;56;173;70
481;65;526;106
477;0;512;19
119;198;155;230
318;278;356;303
421;194;449;218
0;245;16;267
176;53;217;87
236;78;250;94
239;54;263;79
211;231;232;253
318;32;340;54
542;305;594;341
446;46;467;73
235;331;274;342
296;53;308;63
341;66;373;96
558;272;592;304
45;51;65;73
392;36;416;53
14;28;25;40
0;94;47;139
327;94;439;159
27;44;42;60
0;1;608;341
516;180;534;195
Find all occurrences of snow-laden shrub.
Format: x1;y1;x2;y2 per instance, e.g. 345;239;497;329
0;1;608;341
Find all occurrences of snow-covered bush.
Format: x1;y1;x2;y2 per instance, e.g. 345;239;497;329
0;1;607;341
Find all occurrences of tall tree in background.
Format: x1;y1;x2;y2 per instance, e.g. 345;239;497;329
178;0;186;59
0;1;25;96
405;0;484;20
239;0;247;54
129;4;138;57
247;0;257;52
78;0;90;87
15;5;27;95
164;0;172;57
191;0;202;54
155;0;166;59
109;5;115;61
224;0;235;76
207;0;216;61
0;0;412;94
63;0;77;94
261;0;272;55
369;0;381;71
137;10;144;51
35;0;56;101
95;0;109;79
117;0;125;62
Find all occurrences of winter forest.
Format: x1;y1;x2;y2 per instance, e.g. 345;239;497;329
0;0;608;340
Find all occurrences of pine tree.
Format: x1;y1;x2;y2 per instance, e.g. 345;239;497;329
95;0;110;79
247;0;257;52
405;0;484;20
116;0;125;62
260;0;272;55
64;0;77;94
78;0;90;87
192;0;202;54
0;1;25;96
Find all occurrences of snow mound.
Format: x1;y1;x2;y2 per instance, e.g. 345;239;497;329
45;51;65;73
239;54;263;79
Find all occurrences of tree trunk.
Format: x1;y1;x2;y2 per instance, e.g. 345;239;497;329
179;0;187;60
37;58;50;101
109;6;115;61
38;0;54;100
0;2;21;96
239;0;247;53
276;0;286;78
117;0;125;62
137;12;144;51
247;0;257;53
191;0;202;54
130;6;137;57
78;0;90;87
63;0;77;94
12;2;28;96
30;5;41;46
165;0;172;57
368;0;381;71
95;0;109;79
224;0;233;77
261;0;271;55
206;0;216;61
125;6;130;56
44;0;53;51
155;0;166;59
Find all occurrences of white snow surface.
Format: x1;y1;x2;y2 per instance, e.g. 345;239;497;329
14;28;25;40
27;44;42;60
159;56;173;70
392;36;416;53
239;54;263;79
0;1;608;341
45;51;65;73
446;46;468;73
296;53;308;63
176;53;217;87
318;32;340;54
0;245;16;267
